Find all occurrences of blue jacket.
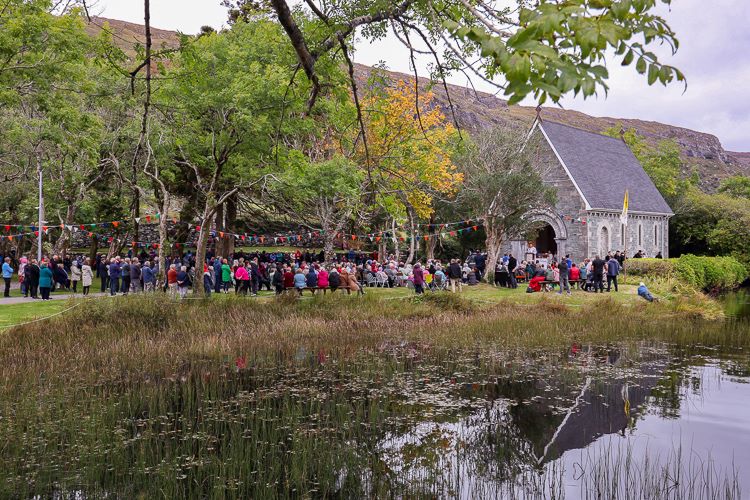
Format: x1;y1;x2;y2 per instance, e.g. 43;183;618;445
306;270;318;288
293;272;307;288
39;266;53;288
141;266;155;283
1;262;13;279
109;262;121;279
607;259;620;276
213;260;222;280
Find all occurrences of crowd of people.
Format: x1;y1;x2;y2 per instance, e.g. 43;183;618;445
0;246;658;301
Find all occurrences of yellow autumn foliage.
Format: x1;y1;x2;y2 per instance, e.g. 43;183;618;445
358;80;463;218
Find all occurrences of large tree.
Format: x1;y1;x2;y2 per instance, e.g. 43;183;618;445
226;0;683;131
455;127;556;282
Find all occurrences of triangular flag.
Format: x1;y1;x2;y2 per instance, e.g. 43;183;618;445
145;215;151;223
112;221;119;228
135;217;141;224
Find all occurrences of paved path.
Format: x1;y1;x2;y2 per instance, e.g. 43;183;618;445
0;292;107;306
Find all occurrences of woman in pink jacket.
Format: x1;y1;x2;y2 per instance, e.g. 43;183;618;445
316;266;329;294
234;264;249;296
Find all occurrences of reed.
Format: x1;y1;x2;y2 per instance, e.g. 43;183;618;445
0;294;746;498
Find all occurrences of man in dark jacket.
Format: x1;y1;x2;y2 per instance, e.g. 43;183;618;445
448;259;463;293
272;264;284;294
120;259;130;295
591;256;606;293
97;258;108;293
507;254;518;289
213;257;223;294
109;258;121;296
25;259;40;299
606;256;621;292
130;259;141;293
557;259;571;295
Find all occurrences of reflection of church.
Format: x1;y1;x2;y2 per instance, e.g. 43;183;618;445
506;118;673;261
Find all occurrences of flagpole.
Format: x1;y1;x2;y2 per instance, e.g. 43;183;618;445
37;164;44;262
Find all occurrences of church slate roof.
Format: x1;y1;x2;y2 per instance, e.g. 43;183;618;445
539;120;673;215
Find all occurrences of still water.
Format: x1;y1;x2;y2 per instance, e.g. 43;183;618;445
2;315;749;498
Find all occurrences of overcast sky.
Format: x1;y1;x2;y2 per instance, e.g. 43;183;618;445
93;0;750;152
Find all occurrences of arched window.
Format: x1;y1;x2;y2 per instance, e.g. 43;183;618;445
638;224;643;247
621;224;626;247
654;224;658;247
600;226;610;255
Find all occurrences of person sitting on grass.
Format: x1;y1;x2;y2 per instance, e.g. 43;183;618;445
466;266;479;286
433;266;447;291
637;282;658;302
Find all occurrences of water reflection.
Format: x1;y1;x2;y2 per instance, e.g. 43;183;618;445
2;342;748;498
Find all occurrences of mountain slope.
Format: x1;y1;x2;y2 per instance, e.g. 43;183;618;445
87;16;750;189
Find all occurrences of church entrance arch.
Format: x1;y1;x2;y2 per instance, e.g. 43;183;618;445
535;224;557;255
508;209;568;261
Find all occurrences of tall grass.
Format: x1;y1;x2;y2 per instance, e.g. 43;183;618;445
0;294;746;498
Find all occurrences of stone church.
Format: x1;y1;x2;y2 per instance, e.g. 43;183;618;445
505;118;673;261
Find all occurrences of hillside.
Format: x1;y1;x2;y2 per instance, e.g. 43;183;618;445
86;16;749;190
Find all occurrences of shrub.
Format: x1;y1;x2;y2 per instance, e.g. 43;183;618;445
624;258;675;279
674;254;748;292
626;255;748;291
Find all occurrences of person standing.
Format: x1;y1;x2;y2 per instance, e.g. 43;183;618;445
221;259;232;294
109;258;121;296
2;257;13;297
141;261;155;293
97;258;108;293
167;264;178;297
39;260;53;300
120;258;131;295
557;258;571;295
70;260;82;293
213;257;223;294
591;255;606;293
606;256;621;292
272;263;284;295
176;265;190;299
413;263;425;294
81;258;93;296
25;259;40;299
448;259;463;293
129;259;142;293
508;254;518;289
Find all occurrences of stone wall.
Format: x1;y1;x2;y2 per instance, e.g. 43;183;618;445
586;212;669;258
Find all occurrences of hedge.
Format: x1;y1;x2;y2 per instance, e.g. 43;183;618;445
624;255;748;291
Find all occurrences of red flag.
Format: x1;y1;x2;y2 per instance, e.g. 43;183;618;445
195;225;201;231
112;221;119;228
472;225;478;231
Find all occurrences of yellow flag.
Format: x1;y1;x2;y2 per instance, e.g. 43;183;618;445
620;190;629;225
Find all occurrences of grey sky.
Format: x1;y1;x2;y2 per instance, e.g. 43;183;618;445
94;0;750;152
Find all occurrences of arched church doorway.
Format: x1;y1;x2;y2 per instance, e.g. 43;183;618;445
534;224;557;256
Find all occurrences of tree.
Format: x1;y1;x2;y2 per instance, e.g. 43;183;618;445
605;127;683;199
358;79;463;262
158;20;309;294
718;176;750;200
455;127;556;282
234;0;684;138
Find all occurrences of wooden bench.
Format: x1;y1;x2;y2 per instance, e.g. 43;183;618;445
538;278;586;290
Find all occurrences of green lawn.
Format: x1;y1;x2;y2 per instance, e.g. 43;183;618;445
0;300;70;330
0;277;700;332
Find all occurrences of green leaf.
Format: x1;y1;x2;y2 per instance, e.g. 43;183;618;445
647;63;659;85
622;49;634;66
636;57;647;74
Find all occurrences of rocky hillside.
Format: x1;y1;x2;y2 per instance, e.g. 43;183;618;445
87;17;749;190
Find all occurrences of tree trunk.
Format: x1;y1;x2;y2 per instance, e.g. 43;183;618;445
377;233;387;262
323;230;337;262
53;205;77;257
214;199;236;258
406;206;417;264
88;234;99;264
155;197;170;288
391;218;400;262
193;198;216;296
483;219;504;284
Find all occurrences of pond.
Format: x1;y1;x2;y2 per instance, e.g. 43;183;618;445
724;289;750;320
1;327;749;498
